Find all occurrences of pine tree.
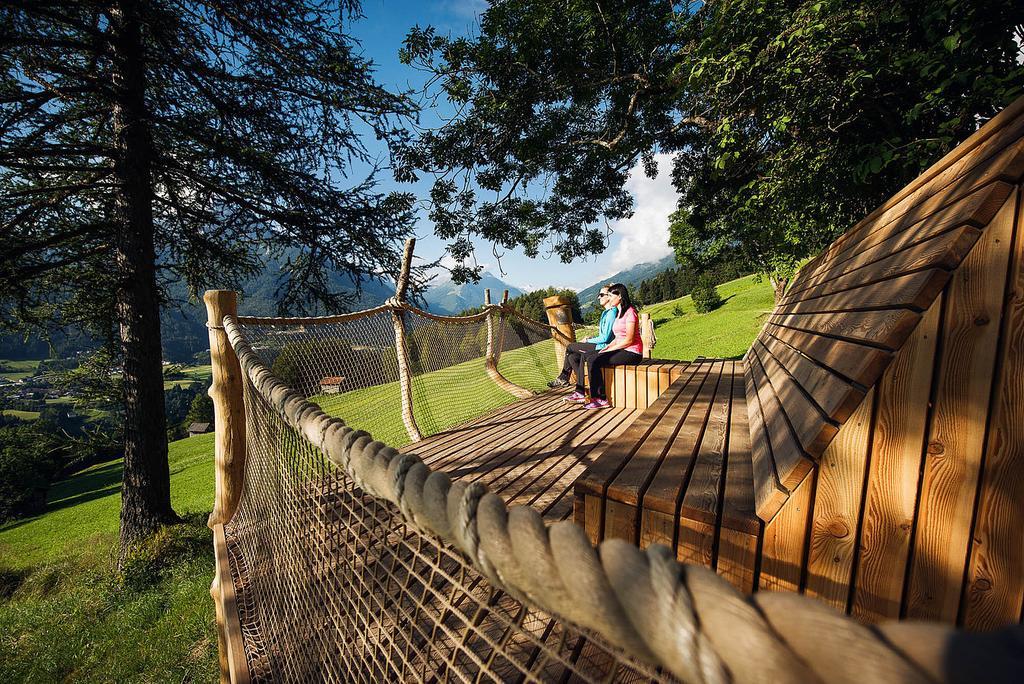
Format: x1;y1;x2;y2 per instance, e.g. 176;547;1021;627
1;1;416;555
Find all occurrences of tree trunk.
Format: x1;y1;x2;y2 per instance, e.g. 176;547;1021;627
110;1;177;557
770;275;789;304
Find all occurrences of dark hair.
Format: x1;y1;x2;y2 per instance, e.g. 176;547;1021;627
608;283;634;318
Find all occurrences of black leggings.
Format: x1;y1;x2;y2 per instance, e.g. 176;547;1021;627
559;342;597;381
579;349;643;399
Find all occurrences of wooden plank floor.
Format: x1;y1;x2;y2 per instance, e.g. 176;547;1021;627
400;390;643;523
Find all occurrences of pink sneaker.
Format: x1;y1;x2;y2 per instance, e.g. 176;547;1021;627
562;391;587;404
583;399;610;410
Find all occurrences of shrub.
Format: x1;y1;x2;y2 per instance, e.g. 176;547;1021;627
691;277;723;314
672;303;686;317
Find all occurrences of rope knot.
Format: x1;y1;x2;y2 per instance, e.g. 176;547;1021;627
391;453;419;511
458;481;487;562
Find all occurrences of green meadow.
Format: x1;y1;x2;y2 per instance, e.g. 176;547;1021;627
642;274;774;360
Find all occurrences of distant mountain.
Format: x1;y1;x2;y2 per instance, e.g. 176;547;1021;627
3;258;398;363
421;271;524;314
576;254;677;311
160;261;396;361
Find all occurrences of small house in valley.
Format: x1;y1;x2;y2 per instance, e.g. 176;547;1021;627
318;376;345;394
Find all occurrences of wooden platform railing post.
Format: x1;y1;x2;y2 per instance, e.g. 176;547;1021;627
640;312;655;358
496;289;509;363
391;238;423;443
205;290;246;528
484;288;533;399
543;295;577;372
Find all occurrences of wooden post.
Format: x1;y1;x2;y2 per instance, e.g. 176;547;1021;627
211;523;252;684
640;312;655;358
205;290;246;528
484;287;494;361
543;295;577;371
391;238;423;443
484;288;532;399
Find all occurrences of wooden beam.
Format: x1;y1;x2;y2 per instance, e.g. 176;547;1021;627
211;523;252;684
391;238;423;443
640;312;655;358
543;295;577;372
484;289;533;399
205;290;246;528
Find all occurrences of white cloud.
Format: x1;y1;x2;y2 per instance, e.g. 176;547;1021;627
606;153;678;273
437;0;488;20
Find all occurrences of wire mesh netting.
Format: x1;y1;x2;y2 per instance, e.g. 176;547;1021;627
226;372;675;683
236;307;589;448
222;306;672;682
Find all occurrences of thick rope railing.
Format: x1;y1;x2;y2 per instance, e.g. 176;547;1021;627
222;313;1023;684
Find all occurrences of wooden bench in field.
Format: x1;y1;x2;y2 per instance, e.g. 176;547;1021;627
573;95;1024;629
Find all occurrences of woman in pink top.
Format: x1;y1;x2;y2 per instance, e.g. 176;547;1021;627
565;282;643;409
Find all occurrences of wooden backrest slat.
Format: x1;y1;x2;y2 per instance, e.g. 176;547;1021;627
764;323;891;387
806;138;1024;279
745;345;813;491
744;361;787;518
769;308;922;351
817;100;1024;266
750;340;838;458
786;225;983;305
758;332;864;423
775;269;948;315
786;181;1013;301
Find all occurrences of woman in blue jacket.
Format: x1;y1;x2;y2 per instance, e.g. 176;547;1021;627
547;285;617;388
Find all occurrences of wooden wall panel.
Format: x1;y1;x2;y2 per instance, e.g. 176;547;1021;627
759;470;813;593
805;388;875;612
961;188;1024;630
905;193;1017;621
852;299;942;622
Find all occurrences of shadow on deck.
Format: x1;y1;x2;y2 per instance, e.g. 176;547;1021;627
400;389;643;524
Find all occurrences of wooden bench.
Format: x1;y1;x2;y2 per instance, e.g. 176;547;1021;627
594;358;689;409
575;360;760;592
574;96;1024;625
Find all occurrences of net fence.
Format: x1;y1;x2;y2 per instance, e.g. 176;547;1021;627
225;304;668;682
235;306;593;449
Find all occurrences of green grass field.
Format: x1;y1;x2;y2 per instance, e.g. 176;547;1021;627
642;274;774;360
0;434;217;682
0;359;41;382
1;410;40;421
163;363;213;389
315;338;559;448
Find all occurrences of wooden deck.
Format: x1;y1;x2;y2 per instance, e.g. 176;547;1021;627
400;389;644;523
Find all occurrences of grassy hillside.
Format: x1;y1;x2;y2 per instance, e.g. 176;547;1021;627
0;359;41;382
0;342;559;681
642;274;774;360
315;337;559;448
0;280;772;681
0;434;217;682
0;434;214;568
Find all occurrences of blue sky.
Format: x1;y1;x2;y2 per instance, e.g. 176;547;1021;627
348;0;678;291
